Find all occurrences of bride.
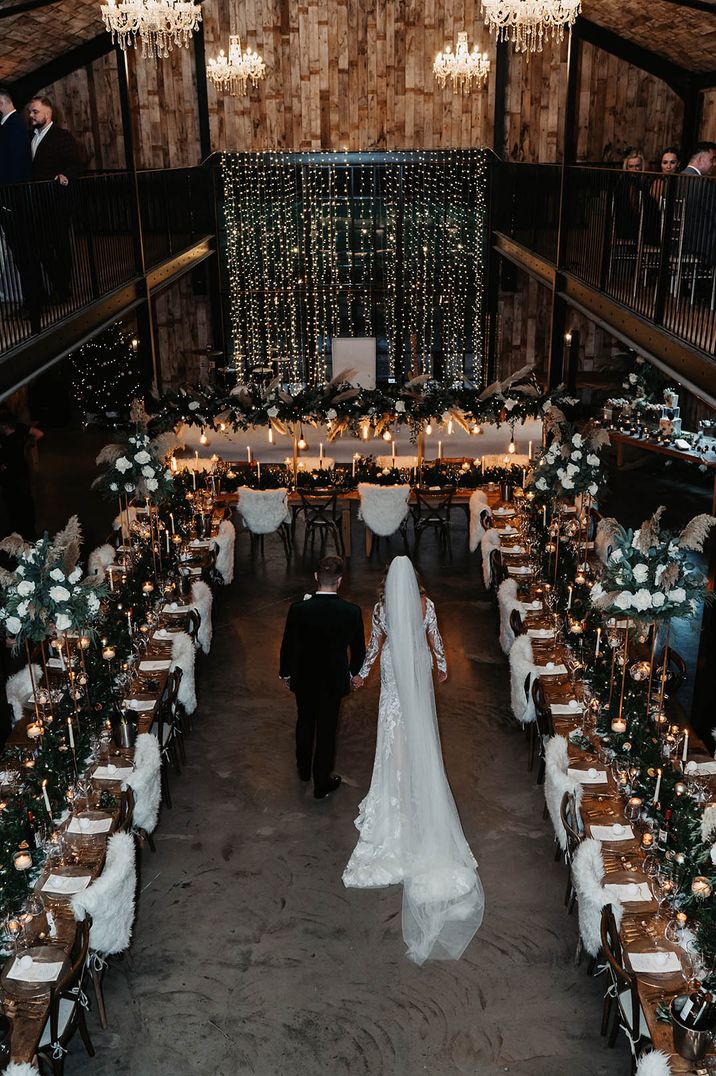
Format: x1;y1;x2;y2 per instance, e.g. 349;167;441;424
343;556;484;965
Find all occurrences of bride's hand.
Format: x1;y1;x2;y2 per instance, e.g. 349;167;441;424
351;675;364;690
438;670;448;683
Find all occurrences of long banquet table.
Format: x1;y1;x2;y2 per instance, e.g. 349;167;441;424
0;517;222;1065
492;497;714;1073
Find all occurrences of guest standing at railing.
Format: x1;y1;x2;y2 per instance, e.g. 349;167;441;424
0;87;34;318
28;96;83;308
680;142;716;277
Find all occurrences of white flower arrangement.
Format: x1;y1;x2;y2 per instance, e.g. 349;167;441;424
527;420;608;503
0;517;106;647
93;407;176;504
591;507;715;624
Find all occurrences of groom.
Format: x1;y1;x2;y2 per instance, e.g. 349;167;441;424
280;556;365;800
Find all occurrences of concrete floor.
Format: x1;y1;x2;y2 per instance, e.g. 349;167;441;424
61;517;628;1076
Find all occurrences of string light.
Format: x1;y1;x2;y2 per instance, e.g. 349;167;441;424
70;321;141;421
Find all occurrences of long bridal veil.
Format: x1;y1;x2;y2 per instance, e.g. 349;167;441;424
385;557;484;964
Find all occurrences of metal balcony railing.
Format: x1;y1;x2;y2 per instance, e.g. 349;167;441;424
0;166;212;356
494;162;716;358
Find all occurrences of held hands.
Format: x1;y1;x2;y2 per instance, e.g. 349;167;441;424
55;174;69;186
351;675;364;691
438;670;448;683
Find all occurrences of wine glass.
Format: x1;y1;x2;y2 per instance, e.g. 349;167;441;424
2;914;23;956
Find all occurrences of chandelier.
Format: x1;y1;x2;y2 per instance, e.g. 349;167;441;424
206;35;266;96
481;0;581;54
433;32;490;93
100;0;201;58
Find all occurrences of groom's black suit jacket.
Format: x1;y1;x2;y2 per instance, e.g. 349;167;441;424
280;593;365;698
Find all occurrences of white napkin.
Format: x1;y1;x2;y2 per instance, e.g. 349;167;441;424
500;524;517;535
685;761;716;776
6;956;64;983
164;603;191;614
590;823;635;842
501;545;525;554
528;628;554;639
551;700;583;715
67;815;113;835
536;663;568;676
139;659;171;672
153;628;178;641
605;882;652;903
46;656;75;669
190;539;212;547
508;565;533;575
42;873;91;895
93;765;133;781
123;699;155;712
559;505;578;515
521;600;543;611
0;770;16;783
628;951;681;974
568;767;608;785
494;507;515;517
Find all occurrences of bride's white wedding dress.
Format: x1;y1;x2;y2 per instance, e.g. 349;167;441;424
343;557;484;965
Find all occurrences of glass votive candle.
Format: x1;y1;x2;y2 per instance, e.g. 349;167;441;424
78;636;91;650
611;717;627;734
676;912;688;930
674;782;687;797
101;646;116;661
26;722;43;741
641;831;654;850
626;796;642;820
142;582;154;595
13;850;32;870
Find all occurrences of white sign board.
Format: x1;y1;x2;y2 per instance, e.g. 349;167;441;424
332;337;376;389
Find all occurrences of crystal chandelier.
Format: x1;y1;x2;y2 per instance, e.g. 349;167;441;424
433;32;490;93
100;0;202;59
206;35;267;96
481;0;581;54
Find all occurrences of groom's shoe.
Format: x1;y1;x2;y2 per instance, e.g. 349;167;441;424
314;776;341;800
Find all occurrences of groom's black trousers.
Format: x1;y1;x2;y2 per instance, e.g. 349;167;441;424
295;687;342;791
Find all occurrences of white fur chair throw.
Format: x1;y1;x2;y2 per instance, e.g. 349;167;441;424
357;484;411;537
112;506;141;532
87;543;116;580
572;837;622;958
127;733;161;835
480;527;501;590
497;577;524;655
3;1065;41;1076
509;635;537;725
6;663;42;726
636;1052;672;1076
544;735;582;852
171;631;196;715
298;455;335;471
469;489;492;553
71;832;136;956
190;580;213;654
211;518;236;586
237;488;290;535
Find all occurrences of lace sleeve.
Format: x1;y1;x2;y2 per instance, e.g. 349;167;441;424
358;603;385;680
425;599;447;675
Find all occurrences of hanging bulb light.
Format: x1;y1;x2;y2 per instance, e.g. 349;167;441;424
382;430;392;442
472;423;482;435
199;431;209;446
508;440;516;454
268;427;274;444
362;421;370;441
425;422;433;436
297;435;307;451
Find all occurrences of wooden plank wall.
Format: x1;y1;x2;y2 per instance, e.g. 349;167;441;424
37;51;125;171
203;0;496;152
699;89;716;142
503;39;568;162
575;42;684;164
126;46;202;169
496;271;551;379
153;275;211;386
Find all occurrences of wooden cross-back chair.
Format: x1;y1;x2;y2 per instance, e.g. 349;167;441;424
600;904;650;1065
36;917;94;1076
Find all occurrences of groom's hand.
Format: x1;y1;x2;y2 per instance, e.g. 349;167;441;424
438;670;448;683
280;675;291;690
351;675;364;690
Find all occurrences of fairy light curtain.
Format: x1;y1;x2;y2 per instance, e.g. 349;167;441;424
219;150;488;386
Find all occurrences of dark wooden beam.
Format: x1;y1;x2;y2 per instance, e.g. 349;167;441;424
9;33;113;104
192;22;212;161
492;40;509;158
0;0;64;19
575;17;694;98
637;0;716;14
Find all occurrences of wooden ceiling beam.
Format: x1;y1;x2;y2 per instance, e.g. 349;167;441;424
575;16;695;97
0;0;66;19
7;33;113;104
